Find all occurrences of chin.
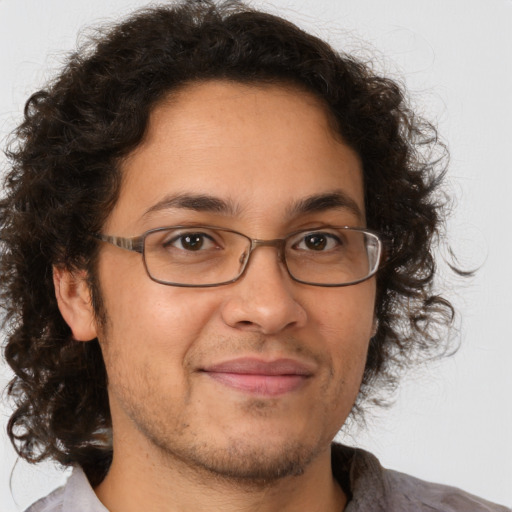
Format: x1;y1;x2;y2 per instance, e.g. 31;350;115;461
142;418;329;486
177;436;324;484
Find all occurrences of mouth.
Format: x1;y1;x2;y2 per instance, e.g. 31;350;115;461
200;357;314;397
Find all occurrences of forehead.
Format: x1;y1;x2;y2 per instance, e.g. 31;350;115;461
107;80;364;233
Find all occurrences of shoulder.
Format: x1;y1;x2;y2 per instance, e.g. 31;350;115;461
332;444;510;512
23;466;109;512
385;468;511;512
24;485;65;512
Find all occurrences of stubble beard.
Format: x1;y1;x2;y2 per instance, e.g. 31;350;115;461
104;349;342;490
105;352;337;489
135;404;329;489
91;275;345;488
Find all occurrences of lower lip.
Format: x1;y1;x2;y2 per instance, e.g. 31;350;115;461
204;372;308;396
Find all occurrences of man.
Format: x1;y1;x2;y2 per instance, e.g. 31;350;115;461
0;1;509;511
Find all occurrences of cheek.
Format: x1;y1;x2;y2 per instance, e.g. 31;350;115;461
309;281;376;336
307;283;375;377
97;251;221;363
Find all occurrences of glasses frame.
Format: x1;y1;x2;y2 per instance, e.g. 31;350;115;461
92;225;383;288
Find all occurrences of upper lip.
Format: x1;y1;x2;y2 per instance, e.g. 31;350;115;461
201;357;315;376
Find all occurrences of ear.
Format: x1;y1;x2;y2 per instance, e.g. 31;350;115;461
53;266;98;341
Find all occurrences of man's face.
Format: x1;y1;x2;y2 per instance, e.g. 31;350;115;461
89;81;376;480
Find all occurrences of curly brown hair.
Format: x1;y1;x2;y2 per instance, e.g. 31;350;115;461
1;0;456;485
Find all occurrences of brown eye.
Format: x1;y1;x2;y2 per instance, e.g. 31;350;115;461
181;234;205;251
295;232;340;252
164;232;216;251
304;234;328;250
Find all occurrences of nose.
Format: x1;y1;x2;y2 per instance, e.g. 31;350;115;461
220;245;307;334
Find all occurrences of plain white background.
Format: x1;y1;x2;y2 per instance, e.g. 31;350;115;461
0;0;511;510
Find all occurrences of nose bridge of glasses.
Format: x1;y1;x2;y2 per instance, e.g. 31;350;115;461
249;238;287;262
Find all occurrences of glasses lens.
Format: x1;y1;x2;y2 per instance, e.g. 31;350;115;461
285;228;381;285
143;227;250;286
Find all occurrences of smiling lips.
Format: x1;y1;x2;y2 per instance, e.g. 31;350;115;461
201;358;314;397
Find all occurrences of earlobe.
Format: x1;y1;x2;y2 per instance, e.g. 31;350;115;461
53;266;98;341
371;317;379;338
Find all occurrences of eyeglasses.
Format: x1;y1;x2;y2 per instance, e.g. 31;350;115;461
93;225;383;287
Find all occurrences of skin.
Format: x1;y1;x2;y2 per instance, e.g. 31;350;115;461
55;81;377;512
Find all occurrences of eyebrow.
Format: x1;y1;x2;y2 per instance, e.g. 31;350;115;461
287;191;364;221
142;190;363;222
142;193;240;218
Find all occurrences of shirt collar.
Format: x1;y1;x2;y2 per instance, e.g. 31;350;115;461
62;466;109;512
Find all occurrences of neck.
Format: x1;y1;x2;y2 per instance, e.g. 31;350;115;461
94;440;347;512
